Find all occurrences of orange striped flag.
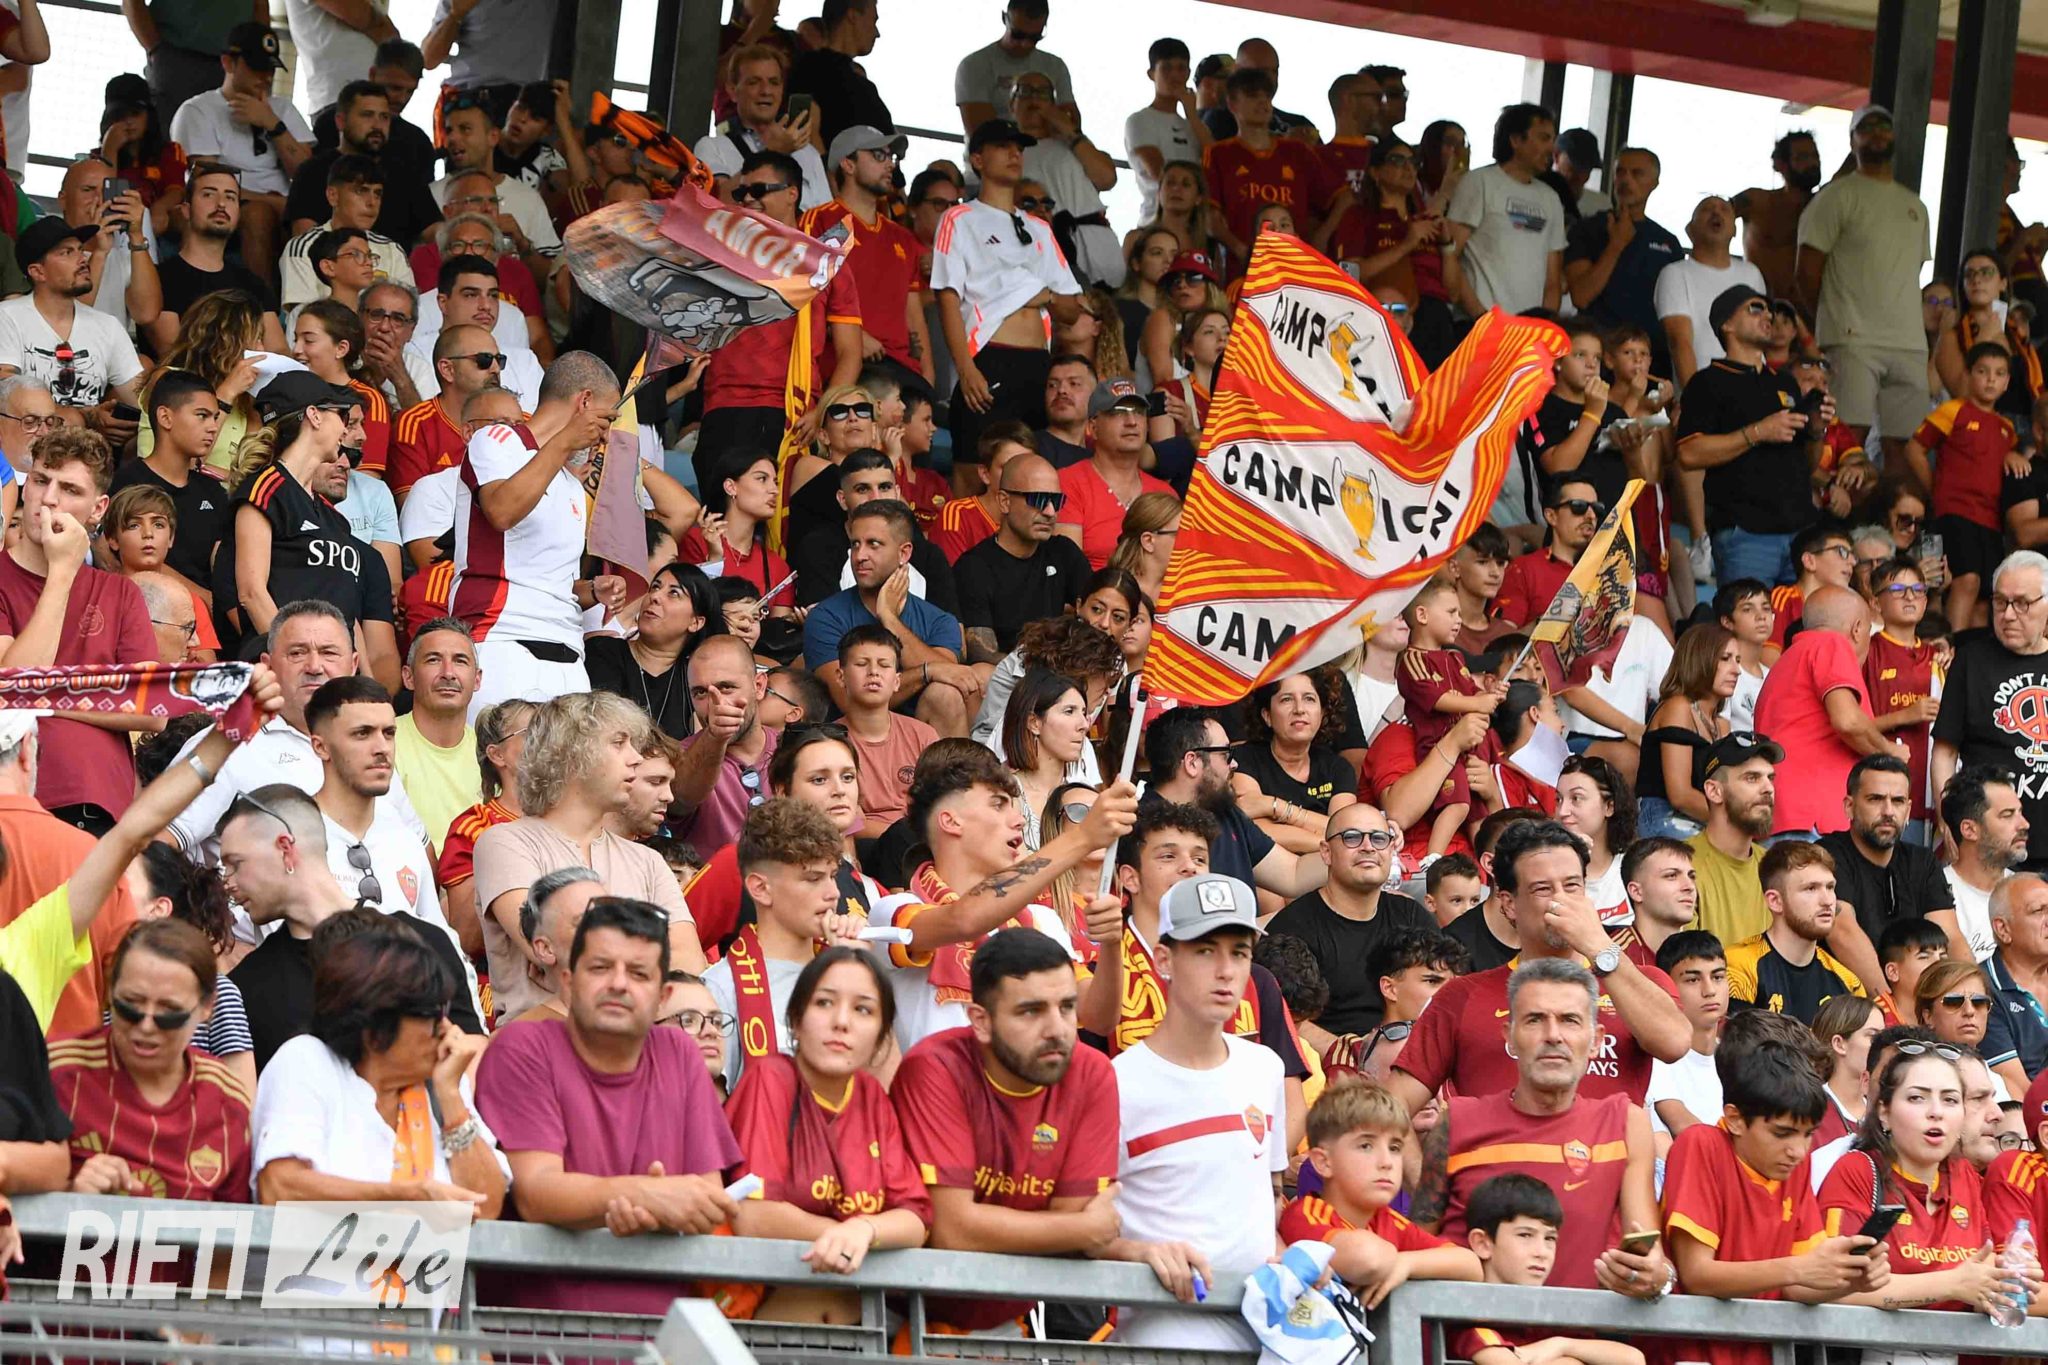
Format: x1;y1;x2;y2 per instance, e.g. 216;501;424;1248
1147;233;1566;707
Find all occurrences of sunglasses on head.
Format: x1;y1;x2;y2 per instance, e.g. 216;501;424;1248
733;180;791;203
1326;828;1397;851
1894;1040;1963;1060
111;997;195;1031
1006;488;1066;513
826;402;875;422
1550;498;1606;518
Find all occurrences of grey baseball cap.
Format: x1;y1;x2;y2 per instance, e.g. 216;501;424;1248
826;124;909;168
1159;874;1263;943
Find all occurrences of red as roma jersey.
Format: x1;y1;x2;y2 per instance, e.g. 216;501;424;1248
1985;1147;2048;1246
1863;630;1938;818
48;1028;253;1201
1819;1149;1987;1307
892;1025;1117;1330
1440;1090;1632;1290
390;399;469;496
724;1052;930;1225
346;379;392;477
931;496;998;564
1662;1122;1824;1365
1203;137;1332;252
436;796;518;890
801;201;921;375
1278;1194;1444;1252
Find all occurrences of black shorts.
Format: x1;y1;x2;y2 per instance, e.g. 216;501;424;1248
1930;513;2004;585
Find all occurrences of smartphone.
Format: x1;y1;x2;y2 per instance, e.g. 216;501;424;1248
785;93;814;122
1618;1229;1659;1255
110;402;141;423
1856;1204;1907;1243
1145;390;1168;419
1795;386;1828;423
102;177;132;202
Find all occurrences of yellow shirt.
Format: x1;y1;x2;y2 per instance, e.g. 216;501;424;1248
1686;831;1769;947
0;884;90;1032
394;713;480;855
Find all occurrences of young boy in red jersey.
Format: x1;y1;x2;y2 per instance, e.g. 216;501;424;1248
1904;343;2021;629
1987;1067;2048;1245
1451;1174;1646;1365
1662;1036;1888;1365
1396;575;1506;856
1280;1081;1479;1304
1861;559;1939;825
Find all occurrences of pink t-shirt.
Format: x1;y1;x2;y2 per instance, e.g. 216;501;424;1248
1752;629;1868;836
473;1018;742;1314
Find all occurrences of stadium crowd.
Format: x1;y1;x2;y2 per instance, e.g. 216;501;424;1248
0;0;2047;1354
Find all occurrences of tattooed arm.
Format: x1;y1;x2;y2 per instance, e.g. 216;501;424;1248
900;781;1140;954
964;627;1005;666
1409;1103;1452;1232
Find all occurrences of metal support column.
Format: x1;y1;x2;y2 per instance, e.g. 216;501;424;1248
1522;59;1566;118
1585;70;1633;182
569;0;622;118
665;0;723;146
1935;0;2020;278
1868;0;1939;191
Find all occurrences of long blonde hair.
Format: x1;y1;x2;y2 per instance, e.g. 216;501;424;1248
1084;287;1131;381
1107;491;1181;581
225;421;279;495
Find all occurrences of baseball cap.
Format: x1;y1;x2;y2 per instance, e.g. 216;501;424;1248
224;21;284;72
1708;283;1769;338
826;124;909;169
1850;103;1893;130
967;119;1035;154
1087;377;1147;419
14;217;95;268
2023;1067;2048;1138
1694;731;1786;788
101;73;152;131
1159;874;1264;944
1557;127;1600;168
257;371;359;422
1166;250;1219;284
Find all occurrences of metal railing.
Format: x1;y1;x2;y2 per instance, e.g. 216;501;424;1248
8;1193;1252;1363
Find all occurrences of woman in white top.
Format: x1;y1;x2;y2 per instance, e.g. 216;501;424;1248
1555;756;1636;926
251;921;507;1215
1001;669;1093;850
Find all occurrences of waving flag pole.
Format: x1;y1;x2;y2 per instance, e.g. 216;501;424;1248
1509;481;1645;692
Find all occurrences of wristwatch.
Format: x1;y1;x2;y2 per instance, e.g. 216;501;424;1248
1589;944;1622;977
267;120;288;139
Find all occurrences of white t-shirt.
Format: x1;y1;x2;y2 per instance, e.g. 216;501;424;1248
1588;854;1630;926
952;41;1074;109
282;0;383;117
1113;1034;1283;1352
1123;105;1198;223
691;127;830;211
704;953;805;1091
929;199;1081;355
399;466;460;546
338;468;400;548
1723;664;1768;734
322;809;441;927
413;289;532;355
1942;868;1997;962
875;894;1075;1051
1352;672;1402;741
251;1033;508;1196
0;295;142;408
431;173;562;259
1646;1047;1722;1137
1653;255;1768;372
1796;174;1931;353
453;422;588;649
1809;1131;1856;1194
168;89;315;198
1446;164;1566;316
1021;142;1124;289
279;227;415;309
1560;616;1672;739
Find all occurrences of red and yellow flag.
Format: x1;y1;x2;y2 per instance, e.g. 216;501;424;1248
1522;480;1643;694
1146;234;1567;706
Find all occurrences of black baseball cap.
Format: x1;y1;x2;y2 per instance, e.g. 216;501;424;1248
224;22;283;72
1695;731;1785;788
257;371;358;422
968;119;1035;154
1709;283;1769;338
15;218;95;268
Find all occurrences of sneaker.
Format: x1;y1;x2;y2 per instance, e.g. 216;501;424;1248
1687;535;1714;582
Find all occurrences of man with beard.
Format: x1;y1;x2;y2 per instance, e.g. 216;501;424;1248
1795;106;1931;464
1731;130;1820;304
803;127;934;390
1817;754;1950;994
1687;733;1781;946
675;633;782;853
0;219;144;437
1265;804;1433;1035
1979;876;2048;1093
1754;585;1895;838
1390;820;1689;1115
147;165;288;356
894;926;1180;1334
954;453;1092;661
1035;354;1094;469
1143;708;1329;899
1935;552;2048;879
1935;765;2029;963
1656;195;1768;387
1725;842;1864;1025
475;898;743;1316
610;731;676;844
285;79;438;249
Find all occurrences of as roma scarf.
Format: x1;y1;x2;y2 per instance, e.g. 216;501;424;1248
725;925;780;1064
912;863;1028;1008
0;660;261;737
1111;925;1260;1056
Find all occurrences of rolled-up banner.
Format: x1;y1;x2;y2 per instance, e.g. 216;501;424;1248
0;660;261;739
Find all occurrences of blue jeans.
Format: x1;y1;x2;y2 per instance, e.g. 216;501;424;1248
1637;796;1703;840
1712;527;1797;587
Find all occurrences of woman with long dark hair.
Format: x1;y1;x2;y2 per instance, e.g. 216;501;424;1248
1231;668;1359;853
585;562;723;739
1000;669;1093;849
1638;625;1739;838
1556;756;1637;924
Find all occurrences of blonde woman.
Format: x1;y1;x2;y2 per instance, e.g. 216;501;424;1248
1106;491;1181;603
137;290;265;474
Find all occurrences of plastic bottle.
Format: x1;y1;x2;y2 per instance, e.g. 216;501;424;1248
1992;1219;2033;1328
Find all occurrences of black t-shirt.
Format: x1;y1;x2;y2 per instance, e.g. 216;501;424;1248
1231;742;1357;814
213;461;393;653
786;48;894;149
0;969;69;1141
1264;890;1436;1035
1035;429;1091;469
285;144;443;247
585;634;696;740
158;254;278;319
791;524;959;615
1514;392;1630;508
1215;687;1370;755
1813;830;1953;948
952;533;1092;653
1562;213;1684;353
1932;635;2048;873
108;457;232;589
1675;357;1813;536
1441;903;1516;975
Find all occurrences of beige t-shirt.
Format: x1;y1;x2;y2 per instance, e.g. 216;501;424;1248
472;817;691;1022
1796;173;1931;353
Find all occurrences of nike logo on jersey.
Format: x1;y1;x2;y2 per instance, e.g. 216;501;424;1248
1564;1179;1590;1191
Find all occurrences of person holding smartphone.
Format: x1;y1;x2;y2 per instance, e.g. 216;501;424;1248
693;46;829;209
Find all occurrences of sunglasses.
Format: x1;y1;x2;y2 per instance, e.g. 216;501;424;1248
1018;195;1057;212
1894;1040;1964;1060
464;352;508;370
1938;993;1992;1010
1007;26;1044;44
921;195;960;210
740;767;765;808
733;181;791;203
1059;800;1094;824
1009;213;1034;246
111;997;195;1031
1550;498;1606;518
346;842;382;904
1326;828;1397;851
1006;488;1066;513
826;402;876;422
1891;512;1923;527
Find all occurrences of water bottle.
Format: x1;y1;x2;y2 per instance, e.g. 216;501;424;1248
1992;1219;2033;1328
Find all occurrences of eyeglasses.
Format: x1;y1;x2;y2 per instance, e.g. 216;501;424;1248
1326;828;1398;851
1993;595;2044;616
363;307;416;325
733;181;791;203
1380;153;1417;168
740;767;765;808
334;248;375;264
1962;264;2002;282
662;1008;736;1036
1187;744;1235;767
1881;583;1929;598
1006;488;1066;513
446;191;501;209
464;352;508;370
1925;295;1956;309
0;412;60;433
921;195;960;210
763;685;796;707
346;842;383;904
1059;800;1093;824
1549;498;1606;518
150;616;200;642
825;402;876;422
1818;544;1854;560
111;997;195;1031
1017;195;1057;213
1894;1040;1964;1060
1938;993;1992;1010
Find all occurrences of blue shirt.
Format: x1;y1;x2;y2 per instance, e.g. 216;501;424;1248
801;587;963;672
1981;950;2047;1075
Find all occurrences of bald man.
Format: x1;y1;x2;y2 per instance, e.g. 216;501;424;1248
952;453;1098;662
673;633;779;853
131;569;208;663
1754;584;1904;837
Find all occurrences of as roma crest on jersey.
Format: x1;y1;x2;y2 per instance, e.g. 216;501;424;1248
1244;1106;1269;1145
1562;1138;1591;1181
187;1145;224;1189
1033;1122;1060;1153
398;867;419;905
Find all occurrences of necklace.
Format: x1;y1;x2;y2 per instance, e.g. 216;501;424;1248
632;643;681;726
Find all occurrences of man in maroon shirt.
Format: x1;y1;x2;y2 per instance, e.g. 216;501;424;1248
0;427;157;832
1387;819;1691;1114
1494;475;1599;627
